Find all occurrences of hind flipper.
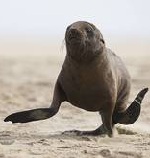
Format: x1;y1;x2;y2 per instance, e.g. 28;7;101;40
62;124;106;136
113;88;148;124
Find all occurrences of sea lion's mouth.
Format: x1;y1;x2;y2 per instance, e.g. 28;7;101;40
68;37;82;45
69;36;80;42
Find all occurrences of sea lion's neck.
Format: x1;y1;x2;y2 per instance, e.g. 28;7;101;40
66;48;105;65
65;48;106;67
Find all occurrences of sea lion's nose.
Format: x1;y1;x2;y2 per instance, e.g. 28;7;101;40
68;28;81;39
69;28;79;35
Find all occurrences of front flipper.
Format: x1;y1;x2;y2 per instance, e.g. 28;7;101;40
4;80;66;124
4;108;57;123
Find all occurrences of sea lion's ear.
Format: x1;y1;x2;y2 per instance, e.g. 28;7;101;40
66;25;71;32
100;39;105;44
99;33;105;45
88;23;96;30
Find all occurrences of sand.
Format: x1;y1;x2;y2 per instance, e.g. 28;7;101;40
0;40;150;158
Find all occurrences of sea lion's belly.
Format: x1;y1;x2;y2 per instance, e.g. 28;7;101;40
60;63;115;111
65;84;109;111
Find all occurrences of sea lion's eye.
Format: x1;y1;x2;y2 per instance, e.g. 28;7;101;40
85;27;93;36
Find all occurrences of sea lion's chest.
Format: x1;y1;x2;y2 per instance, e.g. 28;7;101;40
59;58;114;111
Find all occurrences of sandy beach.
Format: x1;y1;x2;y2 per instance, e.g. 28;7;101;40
0;39;150;158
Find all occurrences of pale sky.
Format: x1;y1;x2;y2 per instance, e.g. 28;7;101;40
0;0;150;37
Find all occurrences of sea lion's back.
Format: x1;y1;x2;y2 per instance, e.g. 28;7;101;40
106;48;131;109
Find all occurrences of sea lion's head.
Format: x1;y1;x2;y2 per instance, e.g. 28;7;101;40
65;21;105;62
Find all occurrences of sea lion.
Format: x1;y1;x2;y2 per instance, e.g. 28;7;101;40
4;21;148;137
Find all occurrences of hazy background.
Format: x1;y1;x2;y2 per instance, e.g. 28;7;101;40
0;2;150;157
0;0;150;57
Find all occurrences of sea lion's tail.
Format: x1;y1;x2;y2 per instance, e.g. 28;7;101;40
113;88;148;125
4;107;58;123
